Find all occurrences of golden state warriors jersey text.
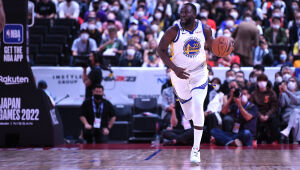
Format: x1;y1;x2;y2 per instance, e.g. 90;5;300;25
170;19;206;71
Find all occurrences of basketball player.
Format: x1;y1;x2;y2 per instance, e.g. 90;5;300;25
157;3;213;163
0;0;5;32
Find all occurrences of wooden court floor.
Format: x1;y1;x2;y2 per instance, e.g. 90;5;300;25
1;144;300;170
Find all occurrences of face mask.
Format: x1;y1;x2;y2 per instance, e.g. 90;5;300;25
214;84;220;91
280;54;287;61
226;20;234;27
149;55;155;62
250;77;257;83
275;76;282;83
94;94;103;101
80;33;89;41
227;76;235;82
230;12;238;20
208;75;214;81
88;24;96;31
292;5;298;10
224;33;231;38
154;13;162;19
241;95;248;103
283;73;291;81
200;12;208;18
244;17;251;22
131;25;138;31
137;11;144;18
158;6;164;11
272;13;281;18
272;24;280;30
111;6;120;12
288;82;297;91
258;81;267;89
127;49;135;56
151;24;159;32
233;68;240;72
274;0;281;7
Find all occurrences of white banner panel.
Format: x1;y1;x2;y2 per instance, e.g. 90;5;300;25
32;66;287;106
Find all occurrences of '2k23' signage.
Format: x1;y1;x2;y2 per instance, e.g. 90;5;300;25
2;24;24;63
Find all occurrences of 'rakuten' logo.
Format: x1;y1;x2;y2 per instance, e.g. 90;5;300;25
0;75;29;85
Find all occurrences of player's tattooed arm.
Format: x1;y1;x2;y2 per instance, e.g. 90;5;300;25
0;0;5;33
203;24;213;51
157;26;190;79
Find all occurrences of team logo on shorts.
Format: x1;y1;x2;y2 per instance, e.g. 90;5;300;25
183;37;201;58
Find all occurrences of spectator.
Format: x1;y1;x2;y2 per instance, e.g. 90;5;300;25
81;11;103;32
80;84;116;143
85;19;102;46
251;74;280;144
236;70;247;89
35;0;56;19
232;17;259;66
101;12;124;38
199;6;216;36
119;43;143;67
221;70;236;96
221;80;239;132
273;71;283;96
58;0;80;19
150;21;164;44
289;11;300;47
264;17;287;46
210;0;225;26
230;63;241;73
124;20;145;46
84;0;107;22
142;51;164;67
279;77;300;144
131;5;150;32
99;25;124;58
78;0;89;19
247;71;257;93
217;16;236;37
281;65;293;82
71;29;98;65
143;39;158;64
273;50;293;67
211;88;258;146
253;36;274;66
109;0;128;26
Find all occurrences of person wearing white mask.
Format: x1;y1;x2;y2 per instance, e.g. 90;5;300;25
211;88;258;146
119;43;143;67
150;22;164;43
273;50;293;67
221;70;236;96
131;6;150;32
279;77;300;144
219;8;241;32
199;6;217;33
273;72;283;96
263;17;287;46
124;19;145;46
251;73;280;144
280;65;293;82
71;29;98;65
217;16;236;37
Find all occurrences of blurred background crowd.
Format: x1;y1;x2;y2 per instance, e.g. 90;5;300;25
29;0;300;145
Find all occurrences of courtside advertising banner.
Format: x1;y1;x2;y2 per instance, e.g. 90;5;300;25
32;67;169;105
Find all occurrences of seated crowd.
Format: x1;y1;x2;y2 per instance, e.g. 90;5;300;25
161;64;300;146
31;0;300;67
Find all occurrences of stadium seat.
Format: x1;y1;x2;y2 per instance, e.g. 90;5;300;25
35;54;59;66
113;104;132;121
29;25;47;36
34;18;52;28
133;98;158;115
109;121;131;141
29;34;43;44
49;26;71;38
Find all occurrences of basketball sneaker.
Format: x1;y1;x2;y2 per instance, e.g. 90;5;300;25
190;147;201;163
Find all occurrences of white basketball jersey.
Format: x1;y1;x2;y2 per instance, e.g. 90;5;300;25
170;19;206;71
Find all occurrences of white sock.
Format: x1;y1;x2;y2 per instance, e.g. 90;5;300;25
193;129;203;150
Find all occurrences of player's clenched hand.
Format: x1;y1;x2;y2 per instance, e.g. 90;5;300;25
174;67;190;79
